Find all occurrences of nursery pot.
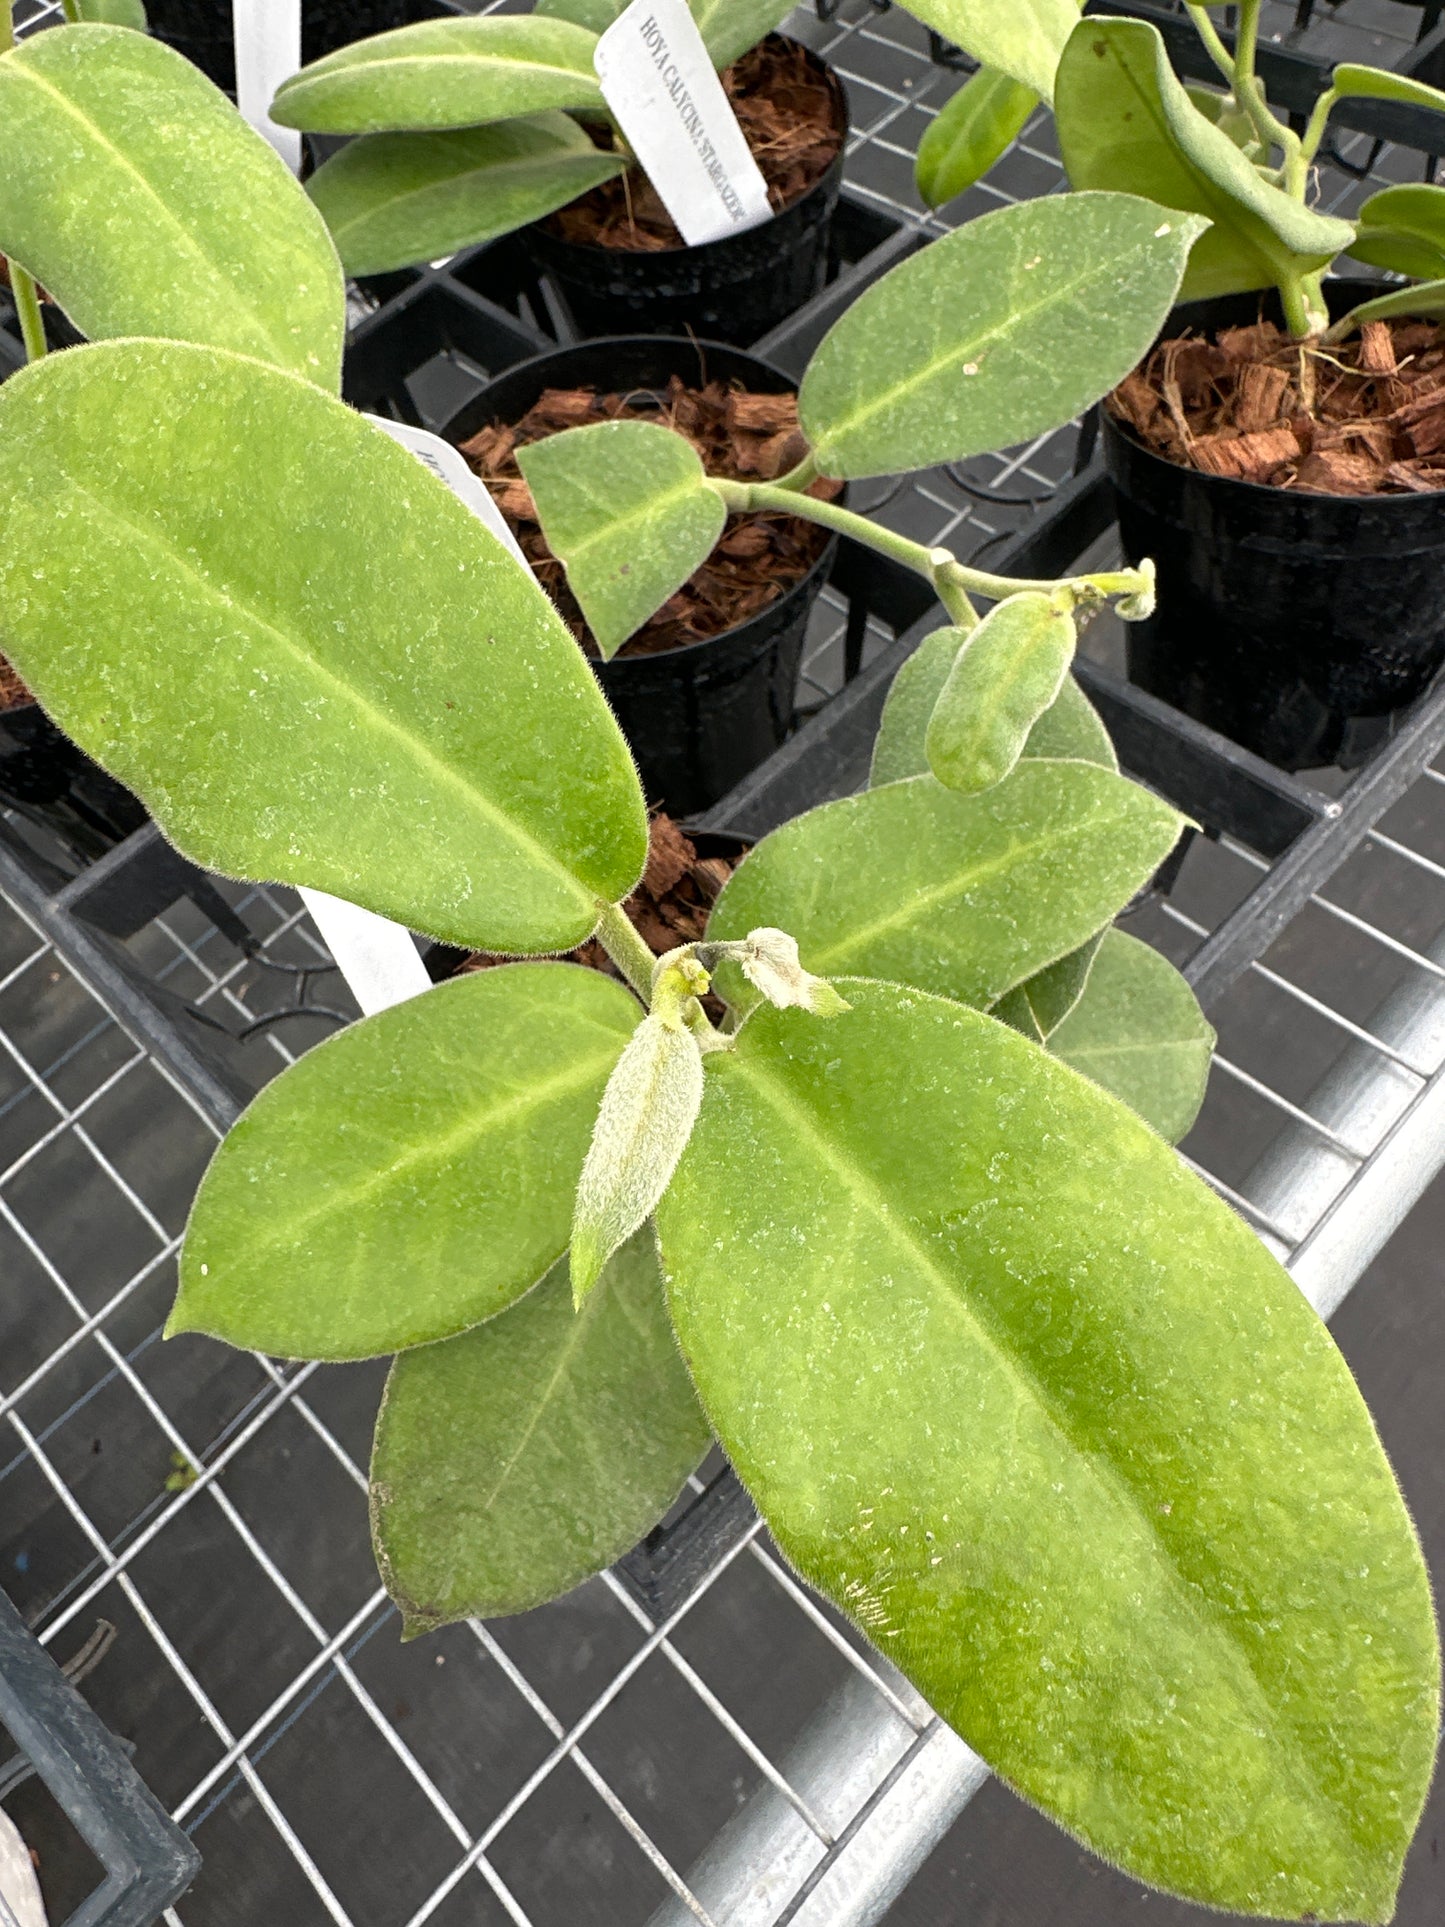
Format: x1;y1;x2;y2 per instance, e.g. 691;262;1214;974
1106;282;1445;771
443;337;838;817
146;0;410;96
521;40;847;346
0;697;147;861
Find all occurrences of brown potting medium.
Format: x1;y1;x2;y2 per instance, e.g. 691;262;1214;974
545;36;844;255
459;377;840;659
1110;315;1445;497
0;656;31;714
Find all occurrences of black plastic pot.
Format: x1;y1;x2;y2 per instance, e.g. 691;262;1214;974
147;0;410;95
521;39;848;345
1107;281;1445;770
0;699;147;861
443;337;838;817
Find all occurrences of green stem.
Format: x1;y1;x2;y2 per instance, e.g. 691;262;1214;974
1300;85;1338;166
772;452;819;493
1184;3;1236;87
595;900;657;1005
61;0;80;19
0;4;12;52
9;263;46;361
1230;0;1301;168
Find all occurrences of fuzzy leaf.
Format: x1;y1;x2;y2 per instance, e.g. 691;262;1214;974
916;67;1039;208
1056;20;1354;305
1044;929;1214;1142
0;341;647;953
172;966;639;1360
270;16;603;135
373;1234;710;1632
74;0;147;26
657;981;1439;1921
799;192;1206;479
1328;278;1445;340
572;1014;705;1305
519;421;727;660
536;0;628;30
1349;183;1445;282
687;0;796;72
990;933;1102;1043
306;114;623;277
900;0;1077;99
1331;62;1445;119
872;633;1116;789
0;24;343;387
925;593;1076;795
708;764;1181;1010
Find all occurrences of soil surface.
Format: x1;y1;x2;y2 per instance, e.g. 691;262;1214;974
545;36;843;253
0;656;31;714
463;815;741;1015
1109;314;1445;496
459;377;839;659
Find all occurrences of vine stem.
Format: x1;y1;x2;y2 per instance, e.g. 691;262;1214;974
10;265;47;362
1184;3;1236;87
710;478;1150;614
594;900;658;1005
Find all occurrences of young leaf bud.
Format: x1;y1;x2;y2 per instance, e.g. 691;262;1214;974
738;929;851;1017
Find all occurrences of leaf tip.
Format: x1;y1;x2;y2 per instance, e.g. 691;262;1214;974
570;1229;605;1309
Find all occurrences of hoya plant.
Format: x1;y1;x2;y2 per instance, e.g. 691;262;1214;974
0;164;1436;1916
265;0;1084;274
922;0;1445;344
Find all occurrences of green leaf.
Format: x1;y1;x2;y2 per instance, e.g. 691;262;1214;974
535;0;628;31
1331;62;1445;119
871;632;1115;789
571;1013;705;1307
990;932;1102;1043
1327;278;1445;342
916;67;1040;209
1184;82;1265;157
657;981;1439;1921
708;763;1182;1010
925;593;1076;795
688;0;796;72
171;965;639;1360
306;114;623;278
0;24;343;387
74;0;147;27
373;1234;711;1632
270;16;603;135
1348;183;1445;282
1044;929;1214;1143
899;1;1077;99
798;193;1207;479
518;421;727;660
1055;20;1354;307
0;340;648;953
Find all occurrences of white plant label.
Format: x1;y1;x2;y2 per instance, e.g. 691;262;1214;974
232;0;303;172
297;418;532;1017
594;0;772;248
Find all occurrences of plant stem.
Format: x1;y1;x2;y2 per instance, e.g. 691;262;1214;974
1184;3;1236;87
595;900;656;1005
1228;0;1301;169
61;0;81;20
9;264;46;361
711;478;1150;615
1300;85;1338;166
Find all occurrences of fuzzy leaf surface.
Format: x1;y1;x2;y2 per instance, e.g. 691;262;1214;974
916;67;1039;207
687;0;796;71
898;1;1076;98
657;982;1439;1921
1349;182;1445;281
1331;62;1445;118
74;0;147;26
270;16;603;134
0;25;343;386
1056;20;1354;304
172;966;638;1360
373;1235;711;1632
990;933;1102;1043
1330;278;1445;336
1043;929;1214;1142
799;192;1205;478
872;634;1115;789
536;0;627;30
519;421;726;659
926;593;1076;795
306;114;623;276
0;341;647;952
708;764;1181;1009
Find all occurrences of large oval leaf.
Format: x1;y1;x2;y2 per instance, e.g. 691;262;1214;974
709;764;1181;1008
307;114;624;278
270;16;604;135
373;1234;711;1632
0;24;343;386
901;0;1077;99
657;983;1438;1920
798;193;1206;479
1055;20;1354;306
170;965;639;1361
519;420;727;660
871;632;1116;789
0;341;648;952
1349;182;1445;282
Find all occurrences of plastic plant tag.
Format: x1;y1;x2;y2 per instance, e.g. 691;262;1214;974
293;417;530;1014
233;0;303;171
593;0;771;248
